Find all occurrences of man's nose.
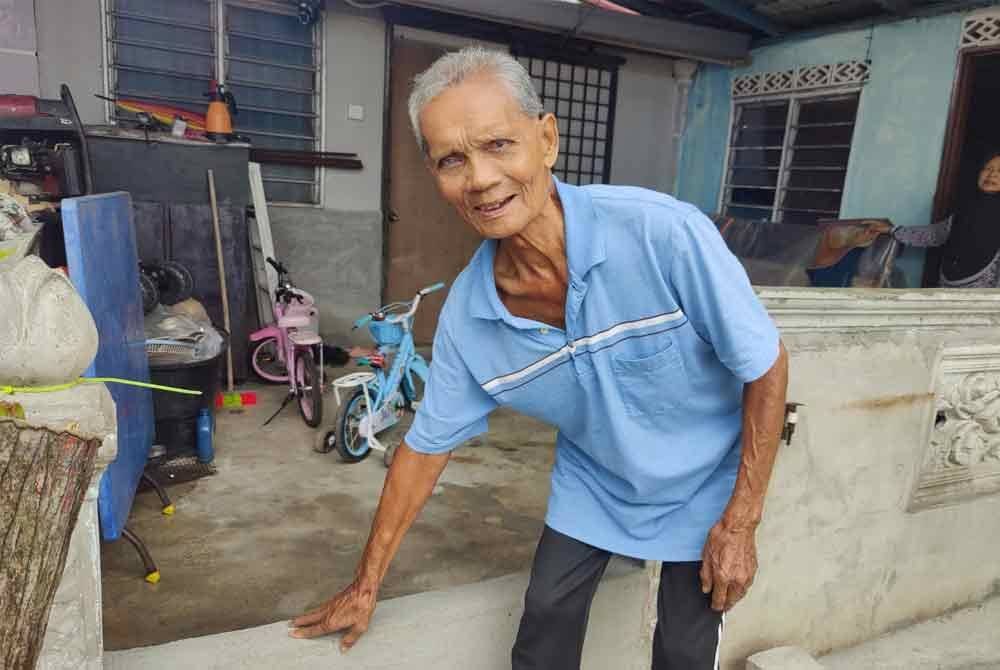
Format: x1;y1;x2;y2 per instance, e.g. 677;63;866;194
466;155;501;192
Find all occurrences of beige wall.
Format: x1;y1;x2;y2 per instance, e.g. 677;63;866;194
722;288;1000;668
319;3;386;212
35;0;105;124
609;51;679;194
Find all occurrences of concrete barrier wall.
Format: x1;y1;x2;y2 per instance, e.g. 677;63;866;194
90;287;1000;669
106;558;655;670
721;288;1000;668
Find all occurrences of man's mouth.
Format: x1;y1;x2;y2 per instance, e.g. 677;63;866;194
475;195;516;216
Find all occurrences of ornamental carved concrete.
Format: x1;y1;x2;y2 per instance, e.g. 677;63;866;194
910;345;1000;510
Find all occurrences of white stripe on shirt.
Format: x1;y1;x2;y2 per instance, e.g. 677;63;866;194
481;310;684;393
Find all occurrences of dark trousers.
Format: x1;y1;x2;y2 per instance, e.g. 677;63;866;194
512;526;723;670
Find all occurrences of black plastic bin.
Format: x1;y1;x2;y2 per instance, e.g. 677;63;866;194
149;343;226;458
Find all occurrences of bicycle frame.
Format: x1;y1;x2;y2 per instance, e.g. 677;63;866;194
250;293;323;395
341;283;442;442
249;257;324;427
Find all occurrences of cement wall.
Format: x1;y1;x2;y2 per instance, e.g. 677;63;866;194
676;9;969;287
105;558;654;670
267;206;383;344
721;288;1000;668
34;0;105;124
0;0;39;95
609;51;680;195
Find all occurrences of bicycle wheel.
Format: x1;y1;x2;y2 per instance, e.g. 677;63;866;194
250;337;289;384
336;387;374;463
295;348;323;428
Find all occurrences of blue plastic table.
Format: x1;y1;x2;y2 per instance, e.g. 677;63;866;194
62;192;153;541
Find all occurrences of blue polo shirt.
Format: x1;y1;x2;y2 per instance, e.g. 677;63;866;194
405;178;780;561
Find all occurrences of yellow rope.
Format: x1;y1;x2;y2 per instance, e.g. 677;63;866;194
1;377;201;396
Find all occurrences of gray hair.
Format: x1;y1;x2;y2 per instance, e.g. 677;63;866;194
407;47;545;155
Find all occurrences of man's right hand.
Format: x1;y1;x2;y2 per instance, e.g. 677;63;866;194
289;580;378;651
286;444;451;652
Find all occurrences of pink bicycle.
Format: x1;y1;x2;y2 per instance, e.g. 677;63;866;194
248;258;324;427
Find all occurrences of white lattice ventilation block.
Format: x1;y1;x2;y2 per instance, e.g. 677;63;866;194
732;60;869;98
962;9;1000;49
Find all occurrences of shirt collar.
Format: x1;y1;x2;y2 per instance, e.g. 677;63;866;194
469;176;606;321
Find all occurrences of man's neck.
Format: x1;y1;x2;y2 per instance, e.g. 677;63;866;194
495;186;568;285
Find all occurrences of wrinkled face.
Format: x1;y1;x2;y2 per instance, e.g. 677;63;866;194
419;72;559;239
979;156;1000;194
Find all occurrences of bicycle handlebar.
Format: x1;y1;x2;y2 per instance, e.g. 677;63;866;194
419;282;446;296
386;281;447;324
266;257;288;276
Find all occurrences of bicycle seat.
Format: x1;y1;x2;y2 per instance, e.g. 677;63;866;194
278;314;311;328
289;330;322;346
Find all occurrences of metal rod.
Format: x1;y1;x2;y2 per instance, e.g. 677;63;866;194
237;104;318;119
141;471;173;510
112;63;213;81
111;36;214;58
121;526;158;578
240;128;317;142
108;9;215;33
226;77;314;95
227;29;317;49
226;55;318;73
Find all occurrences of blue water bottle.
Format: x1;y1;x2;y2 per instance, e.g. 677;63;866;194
196;408;214;463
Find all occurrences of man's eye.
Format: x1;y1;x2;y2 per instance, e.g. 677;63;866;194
438;155;462;169
488;139;512;151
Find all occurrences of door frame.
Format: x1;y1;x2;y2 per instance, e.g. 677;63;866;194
922;43;1000;287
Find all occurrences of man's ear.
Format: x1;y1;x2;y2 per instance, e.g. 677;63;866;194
539;113;559;169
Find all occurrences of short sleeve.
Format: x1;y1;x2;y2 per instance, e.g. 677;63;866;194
405;322;498;454
667;209;780;383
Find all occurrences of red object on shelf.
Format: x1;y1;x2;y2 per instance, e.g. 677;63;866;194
0;95;39;117
239;392;257;406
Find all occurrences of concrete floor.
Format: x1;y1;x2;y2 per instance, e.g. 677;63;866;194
101;377;555;651
821;596;1000;670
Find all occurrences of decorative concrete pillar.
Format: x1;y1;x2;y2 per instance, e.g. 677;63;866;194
0;256;116;670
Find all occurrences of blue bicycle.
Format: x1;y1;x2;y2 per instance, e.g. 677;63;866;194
317;282;445;464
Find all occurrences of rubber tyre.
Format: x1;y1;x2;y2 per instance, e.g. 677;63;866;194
140;272;159;314
336;387;373;463
314;429;336;454
158;261;195;305
249;337;289;384
296;349;322;428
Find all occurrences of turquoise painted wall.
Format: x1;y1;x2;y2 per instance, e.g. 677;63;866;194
676;11;967;286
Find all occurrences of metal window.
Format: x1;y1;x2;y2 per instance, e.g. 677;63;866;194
515;55;618;186
106;0;322;204
722;92;859;225
106;0;218;115
224;3;321;204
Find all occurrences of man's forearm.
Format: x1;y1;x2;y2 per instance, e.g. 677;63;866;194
722;342;788;530
354;443;450;591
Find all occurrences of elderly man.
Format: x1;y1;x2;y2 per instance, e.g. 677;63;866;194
291;47;789;669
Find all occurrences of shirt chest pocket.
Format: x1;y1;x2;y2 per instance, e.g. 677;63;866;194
612;338;686;417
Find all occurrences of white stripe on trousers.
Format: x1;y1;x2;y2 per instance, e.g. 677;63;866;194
713;613;725;670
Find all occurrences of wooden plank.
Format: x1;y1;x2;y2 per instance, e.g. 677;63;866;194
248;162;277;325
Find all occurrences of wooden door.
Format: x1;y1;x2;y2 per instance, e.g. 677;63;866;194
385;37;483;343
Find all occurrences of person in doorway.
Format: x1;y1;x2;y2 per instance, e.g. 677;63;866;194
939;152;1000;288
290;47;789;669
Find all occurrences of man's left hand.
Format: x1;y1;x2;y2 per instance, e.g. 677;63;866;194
699;521;758;612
